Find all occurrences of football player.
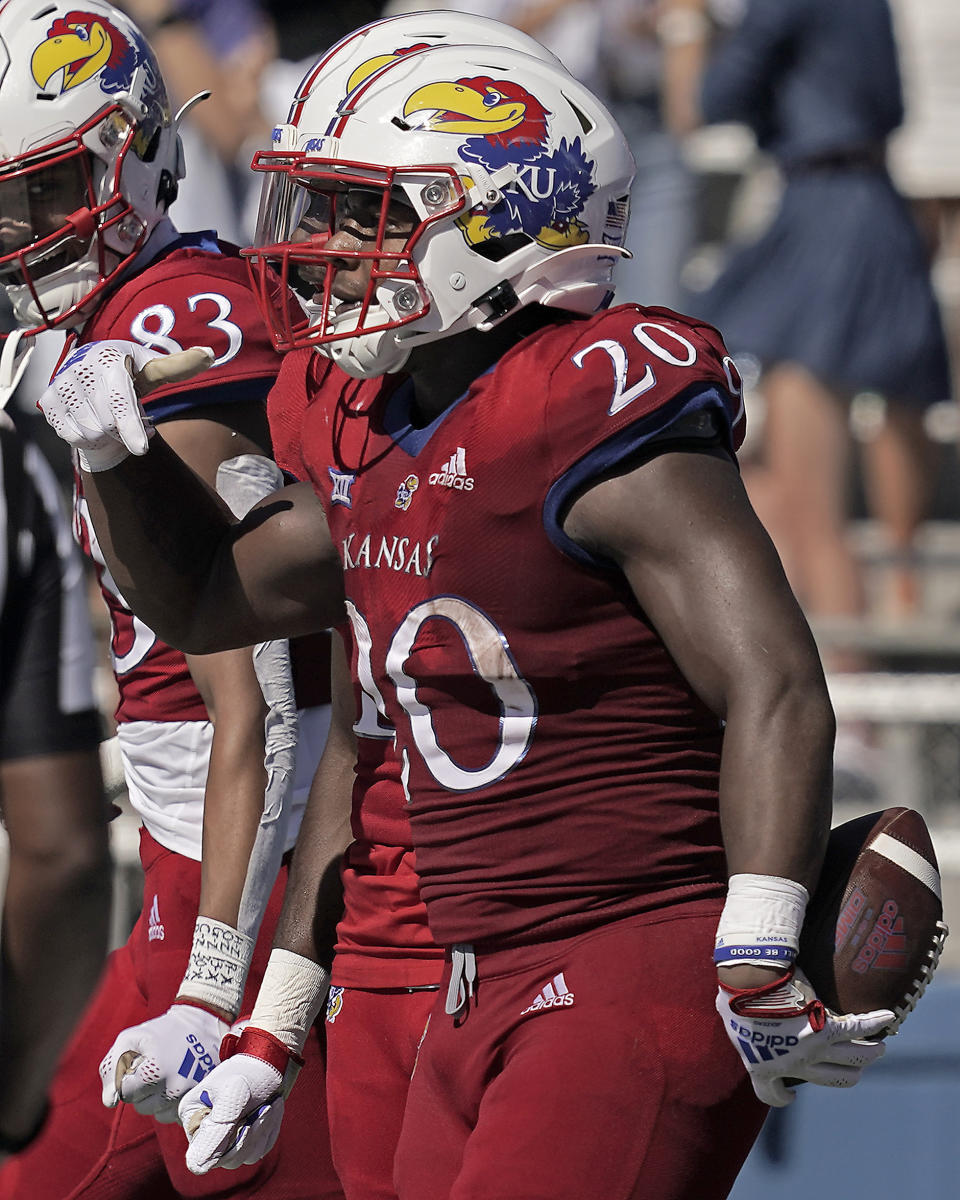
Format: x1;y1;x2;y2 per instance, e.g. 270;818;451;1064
0;3;339;1197
173;16;565;1200
38;26;896;1200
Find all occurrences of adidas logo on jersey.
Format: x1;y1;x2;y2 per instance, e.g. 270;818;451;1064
520;971;575;1016
148;894;165;942
429;447;474;491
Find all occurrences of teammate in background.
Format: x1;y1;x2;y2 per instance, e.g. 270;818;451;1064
0;416;110;1162
0;3;340;1196
39;28;895;1200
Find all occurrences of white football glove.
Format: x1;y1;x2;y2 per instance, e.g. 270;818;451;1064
99;1001;229;1123
179;1025;302;1175
717;965;894;1108
38;340;213;471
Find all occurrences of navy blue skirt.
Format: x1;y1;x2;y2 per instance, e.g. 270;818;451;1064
690;165;952;406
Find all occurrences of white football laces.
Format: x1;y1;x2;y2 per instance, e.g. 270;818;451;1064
885;920;949;1034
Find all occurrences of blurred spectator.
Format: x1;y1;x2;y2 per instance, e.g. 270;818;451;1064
261;0;385;64
117;0;279;243
888;0;960;401
670;0;952;629
0;409;110;1161
384;0;606;93
599;0;696;310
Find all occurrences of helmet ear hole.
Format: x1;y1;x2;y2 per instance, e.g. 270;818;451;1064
141;125;162;164
472;232;532;263
156;169;178;210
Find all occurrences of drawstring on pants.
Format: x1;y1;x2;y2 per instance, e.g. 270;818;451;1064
445;944;477;1021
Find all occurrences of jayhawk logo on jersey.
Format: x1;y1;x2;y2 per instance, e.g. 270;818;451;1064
32;9;141;96
395;474;419;511
402;75;595;253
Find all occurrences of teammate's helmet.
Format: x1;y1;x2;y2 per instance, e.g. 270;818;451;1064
287;9;563;105
245;39;634;377
0;0;183;332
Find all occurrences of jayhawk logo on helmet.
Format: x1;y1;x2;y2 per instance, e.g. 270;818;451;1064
402;75;595;253
31;9;140;95
345;42;431;94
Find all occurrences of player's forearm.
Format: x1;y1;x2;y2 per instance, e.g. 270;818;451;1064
187;646;272;930
272;751;354;967
272;789;352;968
81;438;243;653
273;631;355;964
718;662;834;891
197;733;268;929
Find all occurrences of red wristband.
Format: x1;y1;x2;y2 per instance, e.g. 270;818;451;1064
220;1025;305;1073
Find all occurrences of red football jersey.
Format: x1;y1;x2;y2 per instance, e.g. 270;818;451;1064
273;377;442;984
271;304;745;949
73;234;281;724
333;733;444;988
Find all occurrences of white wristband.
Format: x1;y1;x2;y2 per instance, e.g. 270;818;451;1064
178;917;255;1017
249;949;331;1055
714;873;809;968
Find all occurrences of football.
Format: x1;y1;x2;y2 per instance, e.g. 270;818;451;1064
799;807;948;1032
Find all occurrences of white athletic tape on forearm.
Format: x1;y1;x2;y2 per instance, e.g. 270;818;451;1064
179;917;255;1016
215;455;299;945
714;874;809;967
235;635;298;943
249;949;331;1055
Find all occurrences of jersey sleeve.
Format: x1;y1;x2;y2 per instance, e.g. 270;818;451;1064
266;348;316;480
541;306;745;563
83;257;281;422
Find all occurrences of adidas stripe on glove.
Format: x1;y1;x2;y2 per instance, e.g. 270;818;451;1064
179;1026;302;1175
717;964;893;1108
99;1001;228;1124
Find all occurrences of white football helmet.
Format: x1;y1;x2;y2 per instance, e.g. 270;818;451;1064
288;9;563;105
0;0;184;333
245;38;634;377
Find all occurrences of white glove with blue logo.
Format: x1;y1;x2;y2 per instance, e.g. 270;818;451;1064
179;1026;302;1174
99;1002;228;1123
38;340;212;471
716;965;893;1108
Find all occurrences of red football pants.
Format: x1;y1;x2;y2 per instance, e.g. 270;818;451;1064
325;985;437;1200
0;828;342;1200
395;907;767;1200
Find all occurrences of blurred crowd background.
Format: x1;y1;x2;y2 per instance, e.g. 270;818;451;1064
1;2;959;1195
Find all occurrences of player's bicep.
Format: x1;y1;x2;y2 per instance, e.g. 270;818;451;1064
215;481;346;644
562;446;822;717
157;407;271;490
